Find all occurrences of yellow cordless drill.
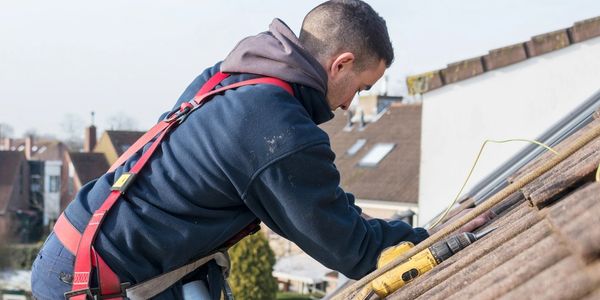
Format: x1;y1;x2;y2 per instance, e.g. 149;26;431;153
357;227;497;299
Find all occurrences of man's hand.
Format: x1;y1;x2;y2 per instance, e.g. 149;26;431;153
458;209;495;233
428;208;494;235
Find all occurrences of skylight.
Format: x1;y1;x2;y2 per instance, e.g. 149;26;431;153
346;139;367;156
358;143;395;167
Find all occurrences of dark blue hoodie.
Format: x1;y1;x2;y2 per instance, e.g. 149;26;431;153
60;18;428;297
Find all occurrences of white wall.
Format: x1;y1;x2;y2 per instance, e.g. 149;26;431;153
43;160;62;225
419;37;600;225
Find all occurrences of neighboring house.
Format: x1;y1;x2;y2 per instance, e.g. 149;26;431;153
59;127;144;210
0;137;68;227
319;103;421;223
273;253;335;296
381;108;600;299
408;16;600;223
355;94;403;122
61;152;109;212
0;151;30;239
31;141;69;226
94;130;145;165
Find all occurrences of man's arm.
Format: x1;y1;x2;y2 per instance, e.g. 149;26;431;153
241;143;428;279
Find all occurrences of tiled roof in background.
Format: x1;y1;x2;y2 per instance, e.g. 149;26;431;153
407;16;600;95
0;151;25;213
68;152;109;185
30;141;68;161
387;112;600;299
3;138;68;161
104;130;145;156
319;104;421;203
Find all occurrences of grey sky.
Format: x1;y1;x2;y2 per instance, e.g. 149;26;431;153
1;0;600;139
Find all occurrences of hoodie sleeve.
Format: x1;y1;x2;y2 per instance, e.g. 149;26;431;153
242;142;429;279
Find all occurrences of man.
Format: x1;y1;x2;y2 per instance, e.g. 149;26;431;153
32;1;431;299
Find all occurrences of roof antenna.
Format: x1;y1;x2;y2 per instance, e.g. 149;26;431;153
91;111;95;126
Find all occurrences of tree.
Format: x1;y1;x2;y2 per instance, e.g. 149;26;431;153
0;122;14;140
106;112;139;131
60;113;85;151
228;231;278;300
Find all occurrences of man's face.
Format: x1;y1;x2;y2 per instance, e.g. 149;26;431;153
325;57;386;111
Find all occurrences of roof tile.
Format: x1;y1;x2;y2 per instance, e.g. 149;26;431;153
550;185;600;262
497;257;597;300
406;71;444;95
509;118;600;183
521;135;600;208
482;43;528;71
69;152;109;185
440;57;485;84
525;29;571;57
569;16;600;43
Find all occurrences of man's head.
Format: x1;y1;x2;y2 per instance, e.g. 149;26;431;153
299;0;393;111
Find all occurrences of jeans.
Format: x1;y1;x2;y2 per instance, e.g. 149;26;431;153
31;232;74;300
30;231;187;299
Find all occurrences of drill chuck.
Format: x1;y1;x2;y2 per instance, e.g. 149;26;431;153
429;225;497;263
429;232;475;263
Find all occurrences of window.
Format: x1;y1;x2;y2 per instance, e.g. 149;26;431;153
49;175;60;193
68;163;75;195
358;143;395;167
68;177;75;195
346;139;367;156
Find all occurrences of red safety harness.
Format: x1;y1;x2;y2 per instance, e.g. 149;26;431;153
54;72;294;299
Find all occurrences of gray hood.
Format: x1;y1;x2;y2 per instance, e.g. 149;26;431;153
221;18;328;95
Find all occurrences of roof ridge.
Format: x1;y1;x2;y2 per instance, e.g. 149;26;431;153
407;15;600;95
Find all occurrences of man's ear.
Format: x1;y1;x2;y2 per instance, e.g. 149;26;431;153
329;52;355;77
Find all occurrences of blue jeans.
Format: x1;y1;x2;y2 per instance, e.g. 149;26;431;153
31;232;73;300
30;232;189;299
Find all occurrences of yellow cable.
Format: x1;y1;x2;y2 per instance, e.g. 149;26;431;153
427;139;558;230
596;162;600;182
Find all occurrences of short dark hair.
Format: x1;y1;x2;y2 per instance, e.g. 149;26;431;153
299;0;394;70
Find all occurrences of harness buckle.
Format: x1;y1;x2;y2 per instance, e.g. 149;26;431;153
165;102;195;124
64;283;130;300
111;172;137;193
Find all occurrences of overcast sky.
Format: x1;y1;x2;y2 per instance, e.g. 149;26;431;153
2;0;600;139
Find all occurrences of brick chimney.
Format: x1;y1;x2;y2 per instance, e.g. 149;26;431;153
25;135;34;159
1;138;11;150
84;125;97;152
84;111;97;152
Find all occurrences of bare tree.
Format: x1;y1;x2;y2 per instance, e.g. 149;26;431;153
60;114;84;151
22;128;57;141
106;112;139;131
0;122;14;140
23;128;38;137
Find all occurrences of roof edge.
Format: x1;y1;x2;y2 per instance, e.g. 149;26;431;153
407;15;600;95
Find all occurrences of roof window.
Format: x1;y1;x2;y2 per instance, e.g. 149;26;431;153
358;143;395;167
346;139;367;156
